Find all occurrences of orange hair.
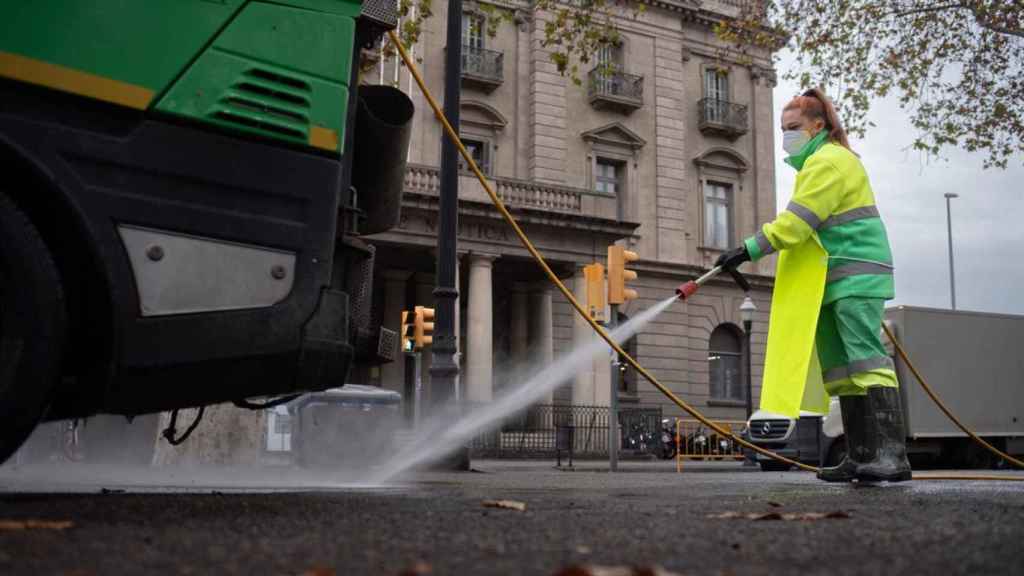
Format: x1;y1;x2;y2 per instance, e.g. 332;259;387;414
784;88;851;150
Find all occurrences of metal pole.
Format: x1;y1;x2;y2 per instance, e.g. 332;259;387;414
430;0;467;468
608;304;619;472
743;319;753;420
945;194;957;310
404;351;416;424
413;352;423;428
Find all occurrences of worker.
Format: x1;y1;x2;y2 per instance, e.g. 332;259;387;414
715;88;911;483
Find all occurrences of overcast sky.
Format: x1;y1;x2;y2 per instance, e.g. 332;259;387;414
771;51;1024;316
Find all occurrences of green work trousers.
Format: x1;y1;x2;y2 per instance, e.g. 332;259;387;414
815;297;898;397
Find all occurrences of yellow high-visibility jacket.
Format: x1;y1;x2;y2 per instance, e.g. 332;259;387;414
745;140;894;417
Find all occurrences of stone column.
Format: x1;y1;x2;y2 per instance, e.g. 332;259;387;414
529;283;555;407
571;266;595;405
466;252;498;403
510;283;530;367
379;270;411;395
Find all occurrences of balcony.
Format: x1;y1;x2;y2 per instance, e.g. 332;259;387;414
461;45;504;92
698;98;749;139
587;68;643;114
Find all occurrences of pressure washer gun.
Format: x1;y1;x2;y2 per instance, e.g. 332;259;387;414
675;265;751;300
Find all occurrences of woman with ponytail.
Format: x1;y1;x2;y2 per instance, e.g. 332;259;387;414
715;88;911;483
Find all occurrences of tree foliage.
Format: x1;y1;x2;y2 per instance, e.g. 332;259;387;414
720;1;1023;168
377;1;1021;168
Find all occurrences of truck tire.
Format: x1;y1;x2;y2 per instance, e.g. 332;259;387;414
0;190;67;463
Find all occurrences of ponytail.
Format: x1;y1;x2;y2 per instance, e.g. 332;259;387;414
783;88;851;151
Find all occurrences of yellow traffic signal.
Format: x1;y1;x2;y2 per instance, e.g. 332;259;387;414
413;305;435;350
583;263;606;321
400;310;414;352
607;245;639;304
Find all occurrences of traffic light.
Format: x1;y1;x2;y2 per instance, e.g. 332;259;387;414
583;263;606;321
400;310;414;353
413;305;435;350
607;245;639;304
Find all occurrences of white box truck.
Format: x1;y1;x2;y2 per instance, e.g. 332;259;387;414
746;306;1024;471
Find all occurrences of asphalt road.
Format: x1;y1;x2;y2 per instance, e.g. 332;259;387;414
1;460;1022;576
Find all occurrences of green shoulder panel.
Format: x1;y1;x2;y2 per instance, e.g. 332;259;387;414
0;0;246;103
1;1;363;153
155;1;360;153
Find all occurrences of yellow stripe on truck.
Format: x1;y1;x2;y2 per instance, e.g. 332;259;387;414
0;51;154;110
308;125;339;151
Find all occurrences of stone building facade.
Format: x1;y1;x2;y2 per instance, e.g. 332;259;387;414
365;0;781;422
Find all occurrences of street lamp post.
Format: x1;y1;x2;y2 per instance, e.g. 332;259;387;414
739;296;757;420
944;193;958;310
430;0;467;470
739;295;756;467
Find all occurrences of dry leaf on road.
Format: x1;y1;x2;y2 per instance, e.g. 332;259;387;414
482;499;527;512
0;519;75;531
707;511;850;522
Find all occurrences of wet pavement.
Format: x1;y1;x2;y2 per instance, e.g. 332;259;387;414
1;459;1022;575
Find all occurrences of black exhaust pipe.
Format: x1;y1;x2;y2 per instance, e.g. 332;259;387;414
351;85;414;235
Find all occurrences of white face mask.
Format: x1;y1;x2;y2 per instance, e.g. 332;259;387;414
782;130;811;155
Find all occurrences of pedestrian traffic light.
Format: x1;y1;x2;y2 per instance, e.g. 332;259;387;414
583;263;606;321
607;245;639;304
400;310;414;353
413;305;435;350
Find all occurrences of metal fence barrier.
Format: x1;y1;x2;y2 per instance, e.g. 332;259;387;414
469;404;662;459
673;419;746;471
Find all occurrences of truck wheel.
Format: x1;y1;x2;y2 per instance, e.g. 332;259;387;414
0;191;67;463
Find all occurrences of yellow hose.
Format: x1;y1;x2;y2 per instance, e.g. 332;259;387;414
386;30;1023;482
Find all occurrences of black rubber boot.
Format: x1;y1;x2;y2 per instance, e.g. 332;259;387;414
817;395;871;482
856;386;913;482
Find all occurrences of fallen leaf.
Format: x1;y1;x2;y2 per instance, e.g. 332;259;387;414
300;568;334;576
706;511;744;519
0;519;74;531
766;501;783;508
706;510;850;522
482;499;526;512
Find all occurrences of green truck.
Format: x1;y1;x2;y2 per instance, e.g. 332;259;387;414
0;0;413;461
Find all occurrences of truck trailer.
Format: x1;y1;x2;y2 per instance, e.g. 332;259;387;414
746;305;1024;470
0;0;413;462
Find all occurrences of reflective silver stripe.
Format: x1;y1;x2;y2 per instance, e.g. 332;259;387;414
823;356;895;383
755;231;775;256
820;206;881;230
827;261;894;283
786;201;822;229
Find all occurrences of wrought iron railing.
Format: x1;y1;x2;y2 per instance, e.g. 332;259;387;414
461;45;504;83
698;98;749;132
469;404;663;458
587;68;644;103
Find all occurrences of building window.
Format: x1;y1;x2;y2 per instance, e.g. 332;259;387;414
704;180;732;250
704;68;730;123
458;137;491;175
595;158;622;195
463;13;485;50
709;325;743;402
